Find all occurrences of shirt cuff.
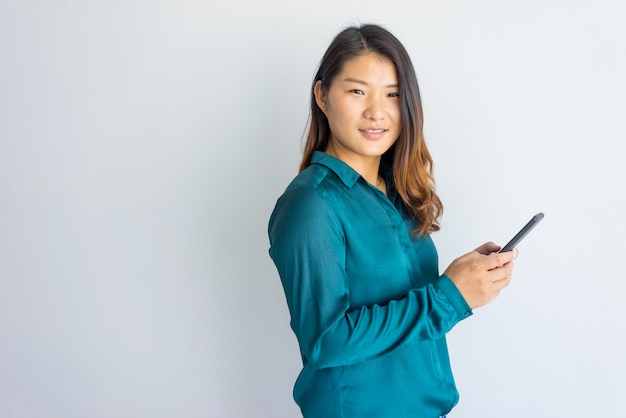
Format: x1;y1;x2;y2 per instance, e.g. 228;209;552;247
437;274;473;320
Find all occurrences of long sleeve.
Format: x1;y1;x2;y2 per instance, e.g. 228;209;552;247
268;181;472;369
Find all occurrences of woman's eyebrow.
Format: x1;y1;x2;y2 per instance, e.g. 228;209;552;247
343;77;398;88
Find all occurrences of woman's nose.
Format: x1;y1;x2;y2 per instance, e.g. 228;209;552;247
363;97;385;121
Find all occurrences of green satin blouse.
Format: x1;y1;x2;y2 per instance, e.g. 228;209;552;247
268;151;472;417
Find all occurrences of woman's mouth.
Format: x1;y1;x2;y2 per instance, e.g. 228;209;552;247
360;129;387;140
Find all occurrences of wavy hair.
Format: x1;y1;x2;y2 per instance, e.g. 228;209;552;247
300;24;443;235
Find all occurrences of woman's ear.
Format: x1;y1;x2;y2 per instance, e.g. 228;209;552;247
313;80;327;112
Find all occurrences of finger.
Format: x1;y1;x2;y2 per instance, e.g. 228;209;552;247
496;248;519;267
474;241;499;255
484;249;517;270
490;263;514;281
492;274;512;290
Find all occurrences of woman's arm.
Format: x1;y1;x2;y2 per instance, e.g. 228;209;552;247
268;185;472;369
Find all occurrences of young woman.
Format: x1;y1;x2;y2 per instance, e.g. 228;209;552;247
268;24;517;418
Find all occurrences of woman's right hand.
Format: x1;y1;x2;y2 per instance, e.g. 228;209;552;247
443;242;517;309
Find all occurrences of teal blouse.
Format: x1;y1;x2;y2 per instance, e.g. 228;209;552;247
268;151;473;417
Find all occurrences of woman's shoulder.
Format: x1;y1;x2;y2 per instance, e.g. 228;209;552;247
282;163;340;199
270;164;344;224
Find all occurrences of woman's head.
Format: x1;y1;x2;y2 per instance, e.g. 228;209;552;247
301;24;422;171
312;50;402;171
301;24;442;235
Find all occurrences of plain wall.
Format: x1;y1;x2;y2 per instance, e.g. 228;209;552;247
1;0;624;417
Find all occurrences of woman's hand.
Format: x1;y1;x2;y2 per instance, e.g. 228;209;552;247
443;242;517;309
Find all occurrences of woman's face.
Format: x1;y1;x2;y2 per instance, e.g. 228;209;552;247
315;52;401;170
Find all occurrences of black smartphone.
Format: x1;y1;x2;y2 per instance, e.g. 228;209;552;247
498;212;545;253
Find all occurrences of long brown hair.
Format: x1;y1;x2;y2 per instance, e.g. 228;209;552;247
300;24;443;235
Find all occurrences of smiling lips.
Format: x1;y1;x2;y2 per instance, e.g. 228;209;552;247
360;128;388;140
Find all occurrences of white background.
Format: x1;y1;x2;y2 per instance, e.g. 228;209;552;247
1;1;624;417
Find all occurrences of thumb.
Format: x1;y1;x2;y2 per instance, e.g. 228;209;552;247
474;241;500;255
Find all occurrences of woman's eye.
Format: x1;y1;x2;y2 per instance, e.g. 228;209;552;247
351;89;365;95
388;92;399;98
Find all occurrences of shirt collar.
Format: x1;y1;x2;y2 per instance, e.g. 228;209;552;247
310;151;361;188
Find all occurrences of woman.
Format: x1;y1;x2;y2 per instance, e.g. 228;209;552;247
268;24;516;418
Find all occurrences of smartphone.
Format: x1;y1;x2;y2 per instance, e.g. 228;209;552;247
498;212;545;253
